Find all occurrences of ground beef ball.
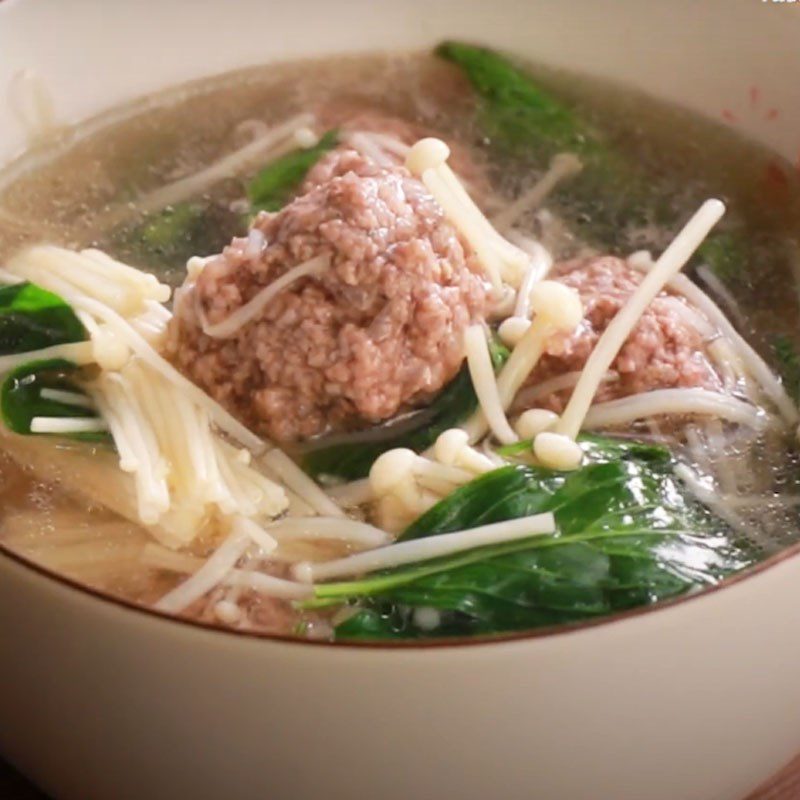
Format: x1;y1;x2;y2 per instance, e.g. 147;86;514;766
308;107;492;202
520;256;721;412
166;150;488;442
316;107;427;148
302;147;381;191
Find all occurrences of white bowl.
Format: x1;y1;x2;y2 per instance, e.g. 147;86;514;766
2;1;800;799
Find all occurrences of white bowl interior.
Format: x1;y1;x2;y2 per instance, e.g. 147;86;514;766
1;0;800;164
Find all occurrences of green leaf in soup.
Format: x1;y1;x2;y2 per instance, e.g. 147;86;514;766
696;231;746;282
0;358;106;441
300;333;510;482
434;40;651;239
138;203;206;251
435;41;748;276
435;41;607;162
300;366;477;482
497;432;670;464
772;334;800;404
0;282;86;356
315;437;752;641
248;129;339;213
110;130;338;278
112;202;247;282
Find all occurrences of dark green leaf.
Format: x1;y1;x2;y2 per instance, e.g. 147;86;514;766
773;334;800;403
248;130;339;213
497;432;670;464
0;282;86;356
436;41;606;162
314;437;752;640
436;41;748;275
0;358;106;441
301;334;509;481
111;202;247;282
138;203;208;251
0;282;102;441
110;132;337;278
435;41;653;241
696;231;746;281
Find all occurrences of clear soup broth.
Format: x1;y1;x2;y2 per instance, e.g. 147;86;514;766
0;47;798;641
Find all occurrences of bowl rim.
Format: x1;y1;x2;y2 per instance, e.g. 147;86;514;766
2;534;798;650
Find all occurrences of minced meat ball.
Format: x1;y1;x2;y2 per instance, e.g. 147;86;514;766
166;150;488;441
520;255;722;412
309;107;492;201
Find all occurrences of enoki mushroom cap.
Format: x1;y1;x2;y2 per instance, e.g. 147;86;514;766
434;428;471;465
530;281;583;331
294;127;319;148
369;447;418;496
533;431;583;471
551;152;584;178
405;137;451;177
498;316;532;347
515;408;559;440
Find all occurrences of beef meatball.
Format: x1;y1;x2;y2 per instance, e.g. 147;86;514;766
167;150;488;441
306;109;492;201
521;255;721;411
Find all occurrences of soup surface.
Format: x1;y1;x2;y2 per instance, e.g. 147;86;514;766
0;45;798;641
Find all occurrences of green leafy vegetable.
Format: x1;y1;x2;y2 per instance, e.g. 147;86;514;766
248;130;339;213
436;40;653;240
113;202;246;280
773;334;800;403
436;41;747;274
0;282;102;441
696;232;747;282
495;432;665;462
0;359;104;440
436;41;607;163
0;282;86;356
112;130;338;275
301;334;509;481
138;203;206;251
312;436;751;640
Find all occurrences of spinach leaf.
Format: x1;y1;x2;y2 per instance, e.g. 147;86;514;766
313;436;751;640
496;431;668;462
696;231;746;282
137;203;217;255
435;41;651;241
436;41;608;163
112;130;338;276
301;334;509;481
773;334;800;403
0;282;86;355
111;202;247;282
436;41;747;275
0;358;105;441
248;130;339;214
0;283;104;441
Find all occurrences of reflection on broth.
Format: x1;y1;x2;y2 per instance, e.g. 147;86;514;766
0;44;799;641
